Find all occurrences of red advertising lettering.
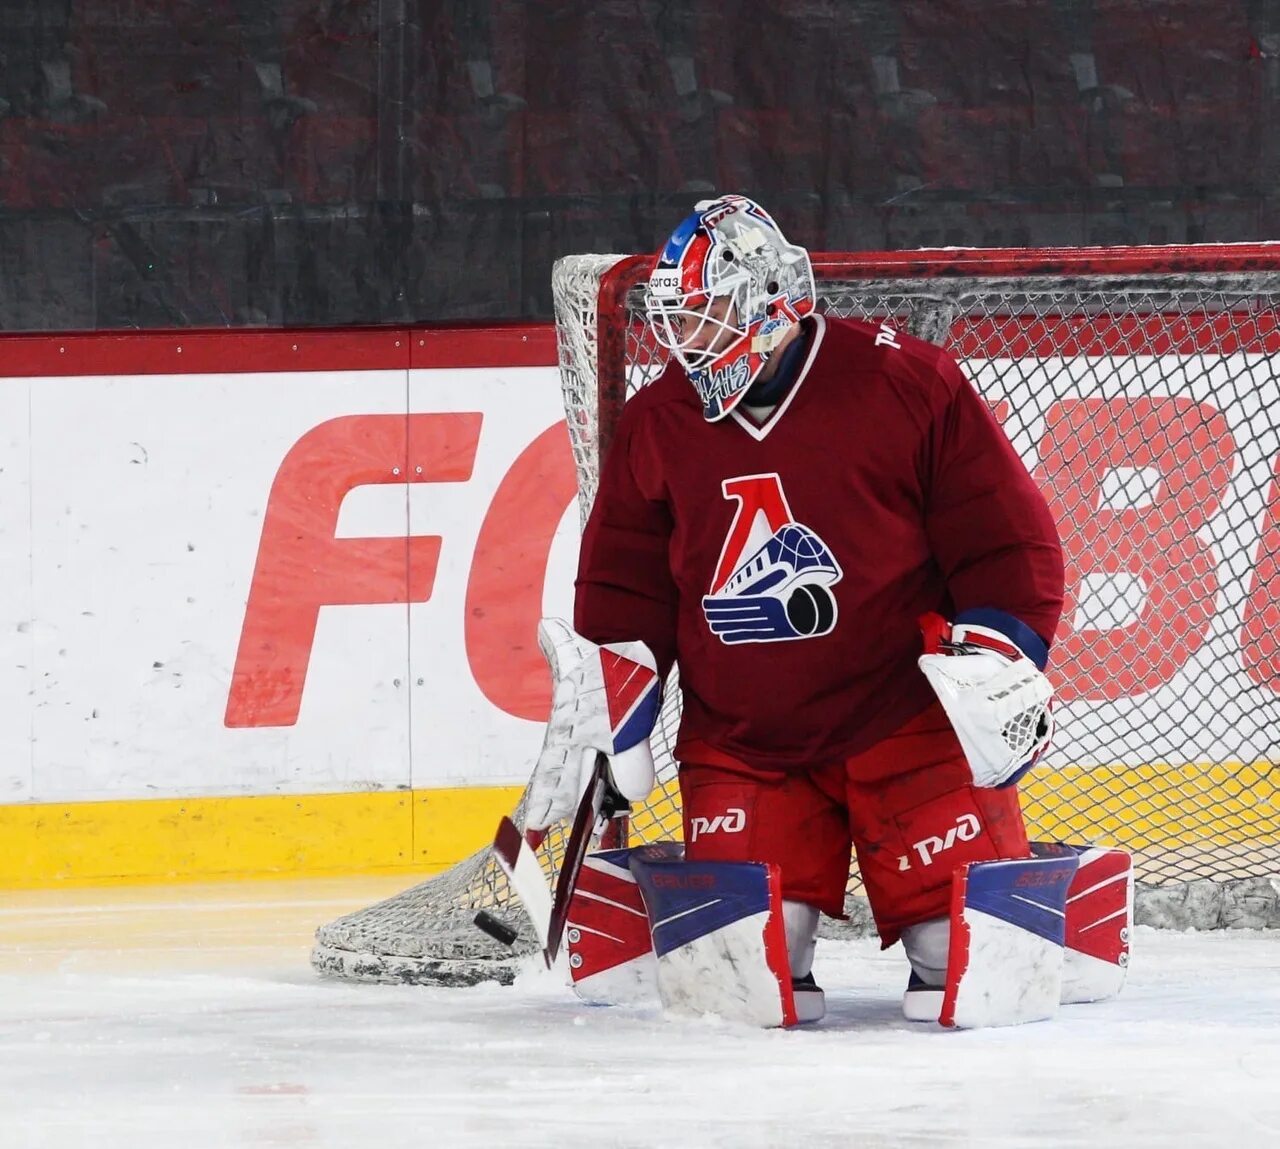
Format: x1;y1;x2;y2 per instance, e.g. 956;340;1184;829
1037;398;1235;702
465;422;579;720
1241;454;1280;691
225;412;482;727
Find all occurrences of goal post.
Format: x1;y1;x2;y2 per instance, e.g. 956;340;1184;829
312;244;1280;986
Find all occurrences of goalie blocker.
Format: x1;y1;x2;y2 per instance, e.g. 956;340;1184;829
566;842;1132;1029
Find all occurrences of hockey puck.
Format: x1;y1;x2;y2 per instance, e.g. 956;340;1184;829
474;910;519;948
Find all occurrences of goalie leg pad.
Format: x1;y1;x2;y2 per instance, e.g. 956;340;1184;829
566;847;824;1022
1032;842;1133;1004
901;845;1132;1021
565;844;681;1005
629;854;801;1028
940;854;1079;1029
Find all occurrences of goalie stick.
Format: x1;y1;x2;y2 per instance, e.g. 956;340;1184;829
480;752;629;966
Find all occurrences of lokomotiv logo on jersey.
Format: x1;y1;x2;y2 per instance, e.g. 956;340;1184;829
702;473;842;644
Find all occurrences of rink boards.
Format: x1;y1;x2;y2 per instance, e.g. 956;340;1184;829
0;327;1277;884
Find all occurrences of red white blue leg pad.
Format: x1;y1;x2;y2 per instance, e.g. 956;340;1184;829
629;853;799;1027
565;846;818;1027
940;853;1079;1028
903;844;1133;1028
565;844;676;1006
1032;841;1134;1003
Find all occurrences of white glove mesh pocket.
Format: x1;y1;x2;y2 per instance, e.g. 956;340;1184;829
919;650;1054;788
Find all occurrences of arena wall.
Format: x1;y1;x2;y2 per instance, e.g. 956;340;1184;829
0;326;576;885
2;324;1277;886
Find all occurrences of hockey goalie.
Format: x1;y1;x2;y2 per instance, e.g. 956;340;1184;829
521;194;1132;1029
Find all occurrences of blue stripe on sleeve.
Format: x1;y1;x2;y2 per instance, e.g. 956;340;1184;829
955;607;1050;670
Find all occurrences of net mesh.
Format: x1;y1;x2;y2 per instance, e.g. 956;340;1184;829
312;248;1280;985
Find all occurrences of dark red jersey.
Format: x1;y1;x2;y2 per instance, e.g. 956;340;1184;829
575;315;1065;773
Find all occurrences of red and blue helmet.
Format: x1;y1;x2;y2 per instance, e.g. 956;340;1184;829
645;195;816;421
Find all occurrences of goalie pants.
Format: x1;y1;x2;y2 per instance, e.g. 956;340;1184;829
678;700;1030;946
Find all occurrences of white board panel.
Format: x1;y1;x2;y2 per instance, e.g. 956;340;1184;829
0;376;33;800
404;365;578;788
25;371;413;800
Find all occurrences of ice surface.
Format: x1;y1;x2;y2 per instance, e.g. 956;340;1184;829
3;877;1279;1149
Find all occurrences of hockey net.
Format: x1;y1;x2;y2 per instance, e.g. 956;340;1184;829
313;245;1280;985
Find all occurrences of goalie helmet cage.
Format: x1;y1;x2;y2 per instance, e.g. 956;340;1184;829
312;244;1280;986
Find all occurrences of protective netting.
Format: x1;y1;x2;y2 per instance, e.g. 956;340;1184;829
567;249;1280;926
312;247;1280;985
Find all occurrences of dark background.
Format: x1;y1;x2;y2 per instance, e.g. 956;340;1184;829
2;0;1278;331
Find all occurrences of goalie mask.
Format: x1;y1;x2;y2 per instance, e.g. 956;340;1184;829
645;195;816;422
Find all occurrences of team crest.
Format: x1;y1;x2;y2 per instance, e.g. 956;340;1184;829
702;473;842;644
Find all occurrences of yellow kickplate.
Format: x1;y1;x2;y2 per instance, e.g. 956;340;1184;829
1021;762;1280;853
3;765;1273;889
0;784;523;889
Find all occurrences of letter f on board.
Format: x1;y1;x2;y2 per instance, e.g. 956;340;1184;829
225;413;481;727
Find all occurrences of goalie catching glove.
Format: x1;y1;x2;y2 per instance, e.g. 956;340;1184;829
525;618;662;833
918;609;1054;789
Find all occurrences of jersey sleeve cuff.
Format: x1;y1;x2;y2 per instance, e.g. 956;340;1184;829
955;607;1050;671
